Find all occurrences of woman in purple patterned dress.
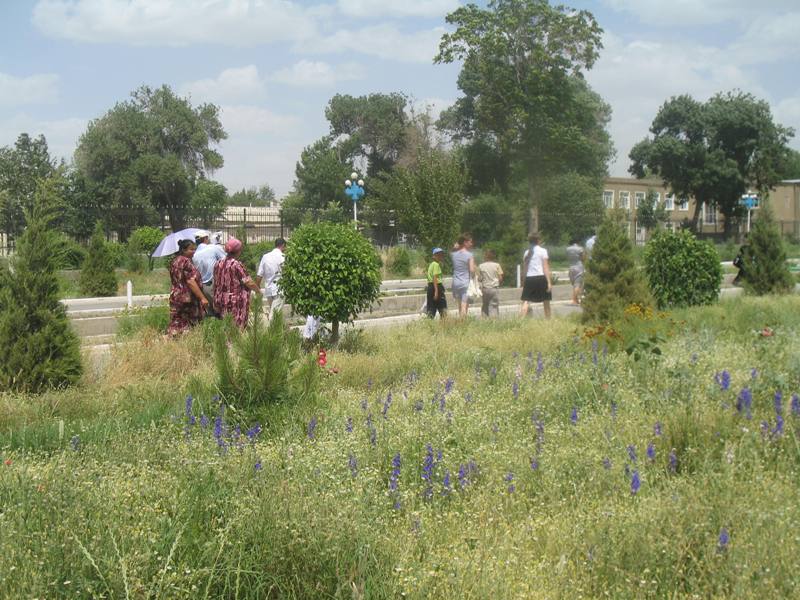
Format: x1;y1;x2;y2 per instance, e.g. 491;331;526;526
213;238;261;328
167;239;208;335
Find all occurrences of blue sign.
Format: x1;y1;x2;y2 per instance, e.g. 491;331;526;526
741;195;758;210
345;183;364;202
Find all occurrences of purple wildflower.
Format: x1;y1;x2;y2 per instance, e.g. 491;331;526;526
792;393;800;417
774;391;783;415
718;528;729;551
213;415;223;440
751;368;758;380
382;393;393;419
736;388;753;419
245;424;262;442
345;417;353;433
185;395;193;416
760;420;770;436
349;454;358;478
602;457;611;470
464;391;473;404
627;445;637;463
389;453;401;492
70;435;80;451
458;464;468;488
439;393;446;412
530;456;539;471
719;370;731;391
512;379;519;399
592;339;598;365
611;401;617;419
444;377;454;394
442;470;451;494
307;416;317;440
367;378;373;391
200;414;209;428
421;444;434;499
360;398;368;412
654;422;662;437
668;450;678;473
630;470;641;495
505;472;515;493
366;414;377;446
490;367;497;381
254;461;262;471
570;407;578;426
646;443;656;461
773;415;784;437
536;353;544;377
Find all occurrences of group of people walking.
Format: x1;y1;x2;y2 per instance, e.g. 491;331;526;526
167;231;286;336
426;232;590;320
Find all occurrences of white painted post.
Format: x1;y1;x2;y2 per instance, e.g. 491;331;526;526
516;264;521;288
127;280;133;308
353;201;358;231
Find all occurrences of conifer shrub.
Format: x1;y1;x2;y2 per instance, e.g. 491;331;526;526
281;223;382;341
0;189;83;392
741;208;794;295
643;229;722;308
214;299;318;413
582;211;653;323
79;221;117;297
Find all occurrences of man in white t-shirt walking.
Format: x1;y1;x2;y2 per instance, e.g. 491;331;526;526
256;238;286;320
519;233;552;319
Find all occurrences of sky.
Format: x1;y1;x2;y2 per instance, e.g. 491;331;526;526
1;0;798;197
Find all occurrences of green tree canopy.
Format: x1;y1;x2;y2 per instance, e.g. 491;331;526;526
630;91;794;236
189;179;227;228
0;133;57;241
325;93;408;177
75;85;226;236
228;184;276;207
288;136;353;224
280;223;381;341
539;172;604;244
369;148;466;251
435;0;612;231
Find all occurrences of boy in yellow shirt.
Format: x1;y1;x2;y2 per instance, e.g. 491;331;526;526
426;248;447;319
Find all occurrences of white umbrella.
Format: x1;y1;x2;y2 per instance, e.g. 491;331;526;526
151;228;206;257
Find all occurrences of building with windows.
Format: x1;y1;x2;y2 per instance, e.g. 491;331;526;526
601;177;800;242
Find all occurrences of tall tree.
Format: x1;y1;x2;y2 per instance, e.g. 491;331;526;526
75;85;226;236
369;148;466;250
630;91;794;236
292;136;353;218
325;93;408;177
0;133;57;241
435;0;612;231
228;184;276;207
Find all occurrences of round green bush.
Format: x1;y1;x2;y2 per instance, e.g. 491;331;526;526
281;223;381;340
643;229;722;309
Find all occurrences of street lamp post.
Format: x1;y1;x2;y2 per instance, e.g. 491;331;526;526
345;172;365;231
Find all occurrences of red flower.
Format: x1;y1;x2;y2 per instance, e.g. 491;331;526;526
761;327;774;337
317;348;327;367
4;459;11;466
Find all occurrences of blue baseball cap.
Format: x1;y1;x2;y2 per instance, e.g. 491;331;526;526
432;247;444;255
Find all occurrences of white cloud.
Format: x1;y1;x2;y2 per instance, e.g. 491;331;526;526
337;0;460;18
32;0;318;46
0;114;87;162
601;0;797;26
308;24;446;63
180;66;267;105
410;96;452;122
271;60;363;87
728;13;800;65
0;72;59;108
215;140;305;197
220;105;301;136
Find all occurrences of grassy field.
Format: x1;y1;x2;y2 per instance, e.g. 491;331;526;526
2;296;800;597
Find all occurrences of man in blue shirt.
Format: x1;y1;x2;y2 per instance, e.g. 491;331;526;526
192;234;226;316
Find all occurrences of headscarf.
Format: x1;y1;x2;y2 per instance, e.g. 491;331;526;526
225;237;243;254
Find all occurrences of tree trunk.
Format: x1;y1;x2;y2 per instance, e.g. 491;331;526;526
167;205;186;232
527;174;539;235
690;199;703;233
331;320;340;343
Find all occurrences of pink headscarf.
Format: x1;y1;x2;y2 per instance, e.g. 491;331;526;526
224;238;243;254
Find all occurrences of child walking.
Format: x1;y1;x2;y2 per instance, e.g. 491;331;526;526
426;248;447;319
478;249;504;317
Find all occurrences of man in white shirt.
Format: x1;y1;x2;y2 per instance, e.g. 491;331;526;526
256;238;286;320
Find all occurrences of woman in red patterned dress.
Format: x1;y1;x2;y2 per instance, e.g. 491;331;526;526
213;238;261;328
167;239;208;335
